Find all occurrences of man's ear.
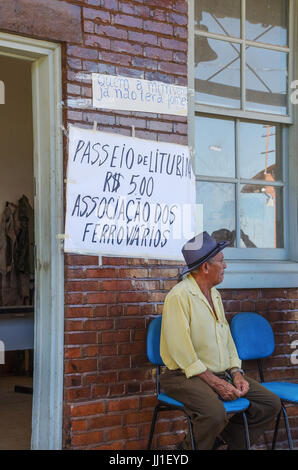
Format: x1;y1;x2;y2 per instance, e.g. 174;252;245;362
201;261;209;274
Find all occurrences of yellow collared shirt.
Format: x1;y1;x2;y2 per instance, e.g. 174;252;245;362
160;274;242;378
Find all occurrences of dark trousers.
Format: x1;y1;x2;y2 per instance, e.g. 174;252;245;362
159;369;281;450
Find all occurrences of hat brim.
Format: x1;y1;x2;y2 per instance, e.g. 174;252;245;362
180;240;230;276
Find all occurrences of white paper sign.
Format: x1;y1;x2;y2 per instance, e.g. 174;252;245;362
64;126;196;260
92;74;187;116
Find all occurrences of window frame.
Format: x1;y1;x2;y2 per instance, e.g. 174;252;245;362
194;114;289;260
191;0;294;123
188;0;298;288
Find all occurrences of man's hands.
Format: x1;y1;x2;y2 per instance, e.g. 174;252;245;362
198;370;250;401
212;377;242;401
232;371;250;396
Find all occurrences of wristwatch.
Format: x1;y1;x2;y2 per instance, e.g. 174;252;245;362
229;367;244;376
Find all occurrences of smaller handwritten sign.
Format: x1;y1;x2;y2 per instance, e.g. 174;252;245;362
92;74;187;116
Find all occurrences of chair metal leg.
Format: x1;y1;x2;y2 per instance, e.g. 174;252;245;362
281;402;293;450
242;412;251;450
271;409;281;450
147;405;159;450
185;414;196;450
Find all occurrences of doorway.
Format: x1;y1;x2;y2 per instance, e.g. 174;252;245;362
0;33;64;450
0;54;34;450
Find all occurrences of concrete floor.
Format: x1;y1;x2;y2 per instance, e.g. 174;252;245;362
0;376;32;450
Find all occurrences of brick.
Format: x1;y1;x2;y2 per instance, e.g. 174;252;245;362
128;31;158;46
65;307;94;318
118;292;148;303
66;387;91;401
119;369;151;381
107;397;139;412
85;268;118;278
159;37;187;51
67;280;99;292
98;344;117;355
66;358;97;375
68;46;98;60
101;280;133;290
67;84;81;95
96;24;128;39
168;11;188;25
125;439;148;450
143;20;173;35
174;25;188;39
66;375;82;387
102;356;130;370
66;255;99;266
112;40;143;55
88;414;122;429
84;319;114;331
107;305;124;316
149;267;179;278
113;13;143;29
118;1;135;15
86;372;118;384
85;292;117;304
124;410;153;425
83;345;100;357
118;268;149;278
151;9;167;22
173;0;188;13
72;419;87;432
115;318;146;329
83;7;111;22
65;320;84;331
71;401;105;417
144;46;172;61
101;330;130;344
99;51;132;66
158;61;187;75
107;426;138;441
64;347;82;359
66;332;97;345
110;383;125;396
95;441;125;450
101;0;119;10
118;342;145;355
92;384;109;397
83;20;94;34
72;431;104;446
84;34;111;49
65;293;83;305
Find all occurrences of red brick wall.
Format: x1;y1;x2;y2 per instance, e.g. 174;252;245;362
63;0;189;450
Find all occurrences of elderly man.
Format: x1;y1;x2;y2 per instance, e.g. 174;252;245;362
160;232;281;450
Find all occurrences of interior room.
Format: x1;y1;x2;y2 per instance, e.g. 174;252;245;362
0;54;34;450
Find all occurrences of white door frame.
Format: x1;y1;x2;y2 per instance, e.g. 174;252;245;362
0;32;64;450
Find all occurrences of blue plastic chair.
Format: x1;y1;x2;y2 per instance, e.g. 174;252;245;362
147;316;251;450
230;312;298;450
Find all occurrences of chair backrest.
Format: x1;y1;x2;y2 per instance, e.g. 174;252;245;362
230;312;275;360
147;315;164;366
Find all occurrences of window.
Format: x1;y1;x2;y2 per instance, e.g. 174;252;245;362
189;0;294;262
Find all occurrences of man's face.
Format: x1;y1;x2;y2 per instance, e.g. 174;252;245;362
207;251;227;286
